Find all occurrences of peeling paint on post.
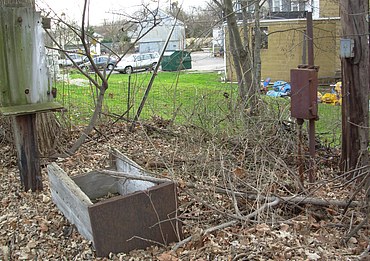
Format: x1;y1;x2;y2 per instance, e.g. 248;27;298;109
0;0;62;191
0;1;52;108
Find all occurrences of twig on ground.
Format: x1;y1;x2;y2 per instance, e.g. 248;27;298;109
208;186;362;208
342;213;369;243
172;198;280;251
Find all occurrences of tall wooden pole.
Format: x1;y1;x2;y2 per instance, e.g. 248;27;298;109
0;0;42;191
340;2;369;176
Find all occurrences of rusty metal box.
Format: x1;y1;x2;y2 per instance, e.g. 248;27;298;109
47;149;182;257
290;68;318;120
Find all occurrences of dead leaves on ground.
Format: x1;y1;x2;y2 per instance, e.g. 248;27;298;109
0;122;368;260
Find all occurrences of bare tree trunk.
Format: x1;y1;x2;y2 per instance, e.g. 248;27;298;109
36;113;60;156
67;82;107;155
223;0;256;109
253;1;262;92
340;1;369;201
241;0;249;45
44;0;162;156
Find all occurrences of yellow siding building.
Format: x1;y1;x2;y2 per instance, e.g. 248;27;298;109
225;0;342;83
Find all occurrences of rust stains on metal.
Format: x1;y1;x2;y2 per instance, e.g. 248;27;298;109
89;182;182;257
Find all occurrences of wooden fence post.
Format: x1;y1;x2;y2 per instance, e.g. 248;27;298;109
12;114;42;191
340;1;369;173
0;0;62;191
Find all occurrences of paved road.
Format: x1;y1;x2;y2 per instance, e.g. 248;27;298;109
189;51;225;72
73;51;225;75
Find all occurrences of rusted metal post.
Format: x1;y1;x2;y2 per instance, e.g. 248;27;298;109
297;119;304;184
307;12;316;182
127;73;131;119
291;12;319;185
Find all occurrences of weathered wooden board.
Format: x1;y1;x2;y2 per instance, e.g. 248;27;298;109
1;1;64;191
47;163;94;241
0;4;53;107
0;102;63;116
12;114;42;191
88;182;182;257
111;148;156;195
72;171;119;200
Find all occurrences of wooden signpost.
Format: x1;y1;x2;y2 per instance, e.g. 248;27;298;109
0;0;63;191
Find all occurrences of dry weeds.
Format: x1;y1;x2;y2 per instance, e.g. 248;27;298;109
0;109;369;260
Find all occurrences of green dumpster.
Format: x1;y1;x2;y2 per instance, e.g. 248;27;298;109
161;51;192;71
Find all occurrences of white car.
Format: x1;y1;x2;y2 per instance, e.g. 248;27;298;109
115;52;159;74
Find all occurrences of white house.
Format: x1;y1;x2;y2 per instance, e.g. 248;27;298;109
136;9;186;54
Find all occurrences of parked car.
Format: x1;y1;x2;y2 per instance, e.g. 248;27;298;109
79;55;117;71
58;53;85;66
115;52;160;74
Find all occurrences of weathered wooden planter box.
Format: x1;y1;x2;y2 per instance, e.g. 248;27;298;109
47;149;182;257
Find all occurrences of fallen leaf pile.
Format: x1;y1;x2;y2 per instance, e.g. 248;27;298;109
0;119;369;260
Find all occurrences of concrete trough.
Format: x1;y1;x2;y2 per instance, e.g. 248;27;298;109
47;149;182;257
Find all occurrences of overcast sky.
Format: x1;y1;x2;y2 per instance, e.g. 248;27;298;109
36;0;209;25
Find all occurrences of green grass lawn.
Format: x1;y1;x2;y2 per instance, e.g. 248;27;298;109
55;70;344;145
316;103;342;146
55;70;237;126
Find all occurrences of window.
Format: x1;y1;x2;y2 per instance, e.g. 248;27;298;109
291;0;302;11
271;0;306;12
234;0;255;13
273;0;281;12
142;54;151;60
234;0;242;13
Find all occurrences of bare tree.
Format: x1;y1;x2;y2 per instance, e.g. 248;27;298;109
212;0;258;111
94;20;131;54
44;0;161;156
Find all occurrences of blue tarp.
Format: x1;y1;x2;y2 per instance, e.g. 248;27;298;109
266;81;291;97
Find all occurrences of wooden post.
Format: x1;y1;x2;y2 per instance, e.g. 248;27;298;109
0;0;52;191
12;114;42;191
340;1;369;174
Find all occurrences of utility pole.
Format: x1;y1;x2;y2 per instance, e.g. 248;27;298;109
340;1;369;176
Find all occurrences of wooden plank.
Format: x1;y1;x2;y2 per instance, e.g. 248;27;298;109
111;148;147;175
117;179;156;196
100;169;170;184
50;190;93;241
0;3;55;108
72;171;119;200
111;149;156;195
89;182;182;257
0;102;64;116
12;114;42;191
47;163;93;241
1;0;63;191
